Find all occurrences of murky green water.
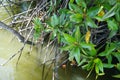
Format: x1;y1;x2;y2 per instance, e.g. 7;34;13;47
0;30;52;80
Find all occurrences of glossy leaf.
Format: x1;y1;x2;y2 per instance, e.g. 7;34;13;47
99;43;116;56
116;63;120;71
74;47;81;64
87;6;100;18
75;0;86;8
81;43;96;56
98;51;107;56
60;13;66;25
106;55;112;64
102;4;118;20
33;17;43;40
78;58;86;66
103;63;114;68
51;14;59;27
61;45;75;51
86;17;98;28
70;0;74;3
115;9;120;22
70;13;83;23
75;26;81;42
106;43;116;55
95;64;99;74
108;0;116;5
69;47;81;64
63;33;76;44
94;58;104;74
112;52;120;62
107;19;118;31
86;60;94;70
33;17;43;31
113;74;120;78
108;30;117;39
69;3;83;13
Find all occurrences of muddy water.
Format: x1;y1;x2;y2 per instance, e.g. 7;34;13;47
0;30;52;80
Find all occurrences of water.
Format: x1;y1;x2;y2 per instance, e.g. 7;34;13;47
0;29;52;80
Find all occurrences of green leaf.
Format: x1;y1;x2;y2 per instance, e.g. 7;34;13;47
69;3;83;13
98;60;104;72
99;43;116;56
70;13;83;23
115;9;120;22
75;26;81;42
108;30;117;39
78;58;86;66
74;47;81;64
102;4;118;20
87;6;100;18
86;17;98;28
106;43;116;55
60;13;66;25
107;19;118;31
103;63;114;68
98;6;104;14
75;0;86;8
113;74;120;78
51;14;59;27
61;45;75;51
99;51;107;56
116;63;120;71
106;55;112;64
94;16;104;21
70;0;74;3
108;0;116;5
33;17;43;40
63;33;76;44
95;64;99;74
86;60;94;70
69;52;74;61
81;43;96;56
112;52;120;62
69;47;81;64
33;17;43;31
59;8;69;14
94;58;104;73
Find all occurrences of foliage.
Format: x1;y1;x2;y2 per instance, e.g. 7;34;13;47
33;0;120;79
33;17;44;40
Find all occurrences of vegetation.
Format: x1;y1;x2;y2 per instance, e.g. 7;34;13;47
1;0;120;79
33;0;120;79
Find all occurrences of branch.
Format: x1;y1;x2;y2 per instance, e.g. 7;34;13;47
0;21;35;45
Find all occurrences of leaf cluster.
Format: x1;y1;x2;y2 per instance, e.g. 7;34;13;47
33;0;120;79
